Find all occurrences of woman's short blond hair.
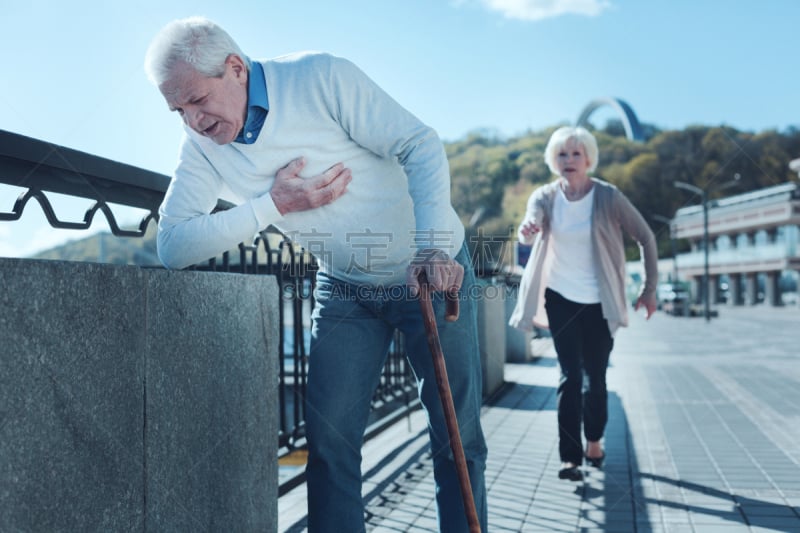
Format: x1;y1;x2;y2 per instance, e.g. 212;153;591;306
544;126;599;175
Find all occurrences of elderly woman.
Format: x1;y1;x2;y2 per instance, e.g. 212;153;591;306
509;126;658;481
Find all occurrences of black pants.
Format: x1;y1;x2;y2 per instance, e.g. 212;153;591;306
544;288;614;465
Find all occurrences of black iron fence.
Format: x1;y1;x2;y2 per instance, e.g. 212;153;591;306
0;129;418;487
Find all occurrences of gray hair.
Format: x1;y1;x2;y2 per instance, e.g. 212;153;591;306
544;126;599;175
144;16;250;86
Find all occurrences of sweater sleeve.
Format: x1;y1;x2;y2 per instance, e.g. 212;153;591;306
324;55;458;254
614;189;659;297
517;186;548;245
156;135;282;270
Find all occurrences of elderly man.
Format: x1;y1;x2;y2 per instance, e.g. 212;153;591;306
144;16;487;533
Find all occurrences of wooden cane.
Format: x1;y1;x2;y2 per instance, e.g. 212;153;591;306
417;273;482;533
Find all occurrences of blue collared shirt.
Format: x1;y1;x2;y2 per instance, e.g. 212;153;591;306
235;59;269;144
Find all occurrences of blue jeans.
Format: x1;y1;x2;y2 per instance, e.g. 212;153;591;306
305;246;488;533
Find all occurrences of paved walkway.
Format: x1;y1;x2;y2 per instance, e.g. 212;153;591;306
279;305;800;532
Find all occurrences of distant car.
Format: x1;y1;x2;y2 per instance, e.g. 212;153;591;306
657;282;691;315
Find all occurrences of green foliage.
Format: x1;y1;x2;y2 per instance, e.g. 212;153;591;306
447;122;800;268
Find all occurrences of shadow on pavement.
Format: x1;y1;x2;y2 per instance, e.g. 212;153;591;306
640;473;800;532
488;382;557;411
578;392;653;531
486;382;654;531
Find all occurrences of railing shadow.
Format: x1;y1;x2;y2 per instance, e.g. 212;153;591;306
639;473;799;533
488;381;557;411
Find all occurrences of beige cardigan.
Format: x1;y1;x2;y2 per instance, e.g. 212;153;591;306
508;178;658;337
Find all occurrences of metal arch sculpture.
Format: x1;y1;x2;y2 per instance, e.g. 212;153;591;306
576;97;645;142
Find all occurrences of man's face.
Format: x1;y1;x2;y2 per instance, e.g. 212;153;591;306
160;55;248;145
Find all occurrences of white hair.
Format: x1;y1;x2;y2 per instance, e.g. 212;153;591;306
544;126;599;175
144;16;250;86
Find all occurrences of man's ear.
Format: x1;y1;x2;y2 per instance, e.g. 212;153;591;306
226;54;248;84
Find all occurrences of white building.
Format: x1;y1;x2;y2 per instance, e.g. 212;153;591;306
669;175;800;307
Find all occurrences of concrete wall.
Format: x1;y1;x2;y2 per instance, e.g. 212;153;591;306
504;284;535;363
0;259;279;532
475;280;505;397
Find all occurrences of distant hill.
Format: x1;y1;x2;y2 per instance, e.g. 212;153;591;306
32;223;161;267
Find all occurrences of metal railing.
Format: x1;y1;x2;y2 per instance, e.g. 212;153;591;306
0;129;419;486
0;129;166;235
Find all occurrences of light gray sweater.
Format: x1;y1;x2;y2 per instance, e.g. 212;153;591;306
508;179;658;336
157;52;464;285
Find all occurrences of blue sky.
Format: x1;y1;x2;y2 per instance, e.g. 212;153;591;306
1;0;798;258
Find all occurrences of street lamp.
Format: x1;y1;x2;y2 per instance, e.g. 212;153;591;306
673;175;740;322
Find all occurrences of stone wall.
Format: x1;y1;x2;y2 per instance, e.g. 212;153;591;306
476;280;506;397
0;259;279;532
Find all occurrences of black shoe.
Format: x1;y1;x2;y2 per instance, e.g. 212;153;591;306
558;464;584;481
585;453;605;469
